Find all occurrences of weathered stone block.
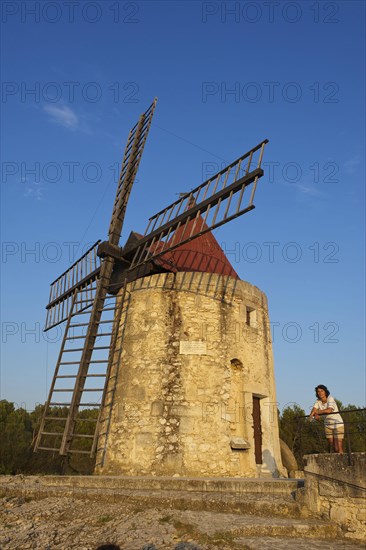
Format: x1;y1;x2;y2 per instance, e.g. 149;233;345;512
303;453;366;541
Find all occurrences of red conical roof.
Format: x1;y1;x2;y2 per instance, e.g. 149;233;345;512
155;216;239;279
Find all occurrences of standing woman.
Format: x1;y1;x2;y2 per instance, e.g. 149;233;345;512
309;384;344;454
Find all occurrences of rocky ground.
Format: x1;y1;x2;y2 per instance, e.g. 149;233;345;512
0;495;365;550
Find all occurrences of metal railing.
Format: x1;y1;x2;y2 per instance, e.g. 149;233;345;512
295;408;366;466
303;469;366;494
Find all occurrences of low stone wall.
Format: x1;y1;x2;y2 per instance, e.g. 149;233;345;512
300;453;366;541
0;474;301;499
0;475;304;518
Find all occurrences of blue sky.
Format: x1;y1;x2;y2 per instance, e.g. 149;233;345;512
1;0;365;413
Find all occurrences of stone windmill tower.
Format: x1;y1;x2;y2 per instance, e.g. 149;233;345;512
34;100;284;478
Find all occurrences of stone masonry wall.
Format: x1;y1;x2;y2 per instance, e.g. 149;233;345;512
301;453;366;541
96;272;285;478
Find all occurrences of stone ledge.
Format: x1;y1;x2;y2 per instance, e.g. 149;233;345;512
0;475;307;519
304;452;366;498
0;474;303;495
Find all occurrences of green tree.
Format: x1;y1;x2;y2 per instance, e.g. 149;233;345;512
28;404;64;474
30;404;96;474
279;402;366;468
342;405;366;453
279;404;328;468
0;400;33;474
0;400;97;475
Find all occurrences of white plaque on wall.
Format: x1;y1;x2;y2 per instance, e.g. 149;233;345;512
179;341;207;355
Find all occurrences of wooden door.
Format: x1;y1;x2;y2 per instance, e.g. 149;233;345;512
252;396;262;464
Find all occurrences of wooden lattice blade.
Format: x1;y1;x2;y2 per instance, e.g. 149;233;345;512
45;137;267;331
44;99;157;331
126;139;268;270
45;242;101;331
108;98;157;246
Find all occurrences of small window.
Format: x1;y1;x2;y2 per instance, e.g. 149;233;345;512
246;306;257;328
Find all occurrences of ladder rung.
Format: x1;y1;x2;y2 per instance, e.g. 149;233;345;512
37;446;61;452
43;416;97;423
79;388;104;392
65;331;113;339
40;431;63;437
63;346;110;352
72;433;95;439
75;299;94;304
69;321;115;328
49;402;101;407
56;374;105;379
59;360;108;365
67;449;92;455
72;308;115;315
53;388;74;392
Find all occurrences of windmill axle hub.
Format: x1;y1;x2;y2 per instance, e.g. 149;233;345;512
97;241;129;265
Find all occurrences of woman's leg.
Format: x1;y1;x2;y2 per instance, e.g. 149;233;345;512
336;437;344;454
334;424;344;454
325;426;335;452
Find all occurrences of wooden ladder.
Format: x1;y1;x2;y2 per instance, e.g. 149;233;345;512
34;283;129;457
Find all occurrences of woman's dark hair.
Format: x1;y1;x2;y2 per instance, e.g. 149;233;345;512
315;384;330;398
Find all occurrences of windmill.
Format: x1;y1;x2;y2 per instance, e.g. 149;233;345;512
34;98;269;469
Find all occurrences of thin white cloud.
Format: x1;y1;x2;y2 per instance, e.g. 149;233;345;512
343;156;362;175
24;183;44;201
43;105;79;130
282;180;324;198
293;183;323;197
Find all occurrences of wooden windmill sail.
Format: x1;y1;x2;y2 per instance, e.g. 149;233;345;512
34;98;269;461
